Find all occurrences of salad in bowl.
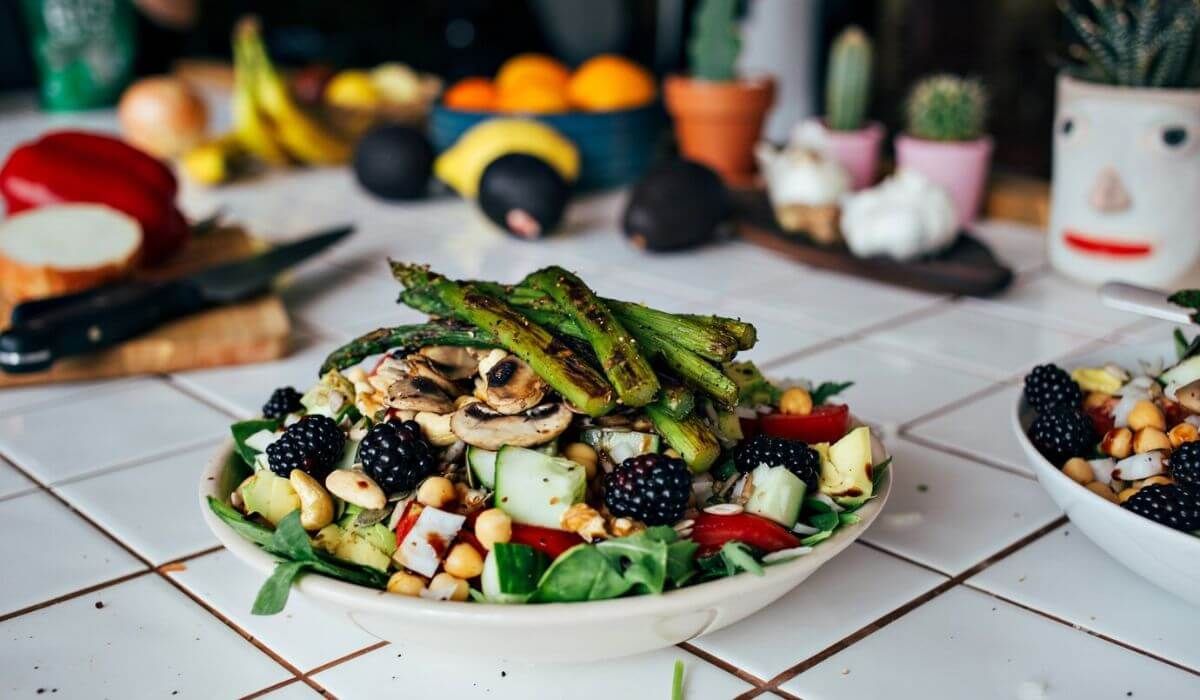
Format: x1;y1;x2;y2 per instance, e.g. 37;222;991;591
203;263;889;656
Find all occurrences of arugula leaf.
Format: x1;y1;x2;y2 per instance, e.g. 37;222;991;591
1174;328;1200;361
811;381;854;406
230;419;279;467
666;539;700;587
529;545;631;603
597;530;669;594
207;496;274;548
696;541;765;581
1168;289;1200;310
252;560;309;615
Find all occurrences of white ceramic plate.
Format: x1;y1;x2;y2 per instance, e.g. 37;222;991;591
200;437;890;663
1012;340;1200;606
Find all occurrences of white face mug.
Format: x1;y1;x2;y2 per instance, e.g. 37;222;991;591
1048;74;1200;287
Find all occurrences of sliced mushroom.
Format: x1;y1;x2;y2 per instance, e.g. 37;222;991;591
402;355;462;398
386;375;455;413
419;346;481;381
450;399;572;450
477;353;547;415
1177;378;1200;413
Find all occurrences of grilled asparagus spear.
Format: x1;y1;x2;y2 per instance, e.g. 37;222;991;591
645;402;721;473
320;322;496;374
525;267;660;407
392;263;616;416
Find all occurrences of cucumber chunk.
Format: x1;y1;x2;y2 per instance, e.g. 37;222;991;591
468;446;498;489
494;446;587;529
481;543;550;604
745;464;806;528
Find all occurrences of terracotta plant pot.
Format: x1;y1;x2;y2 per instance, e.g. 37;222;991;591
1049;73;1200;286
664;75;775;186
895;134;993;228
804;118;884;190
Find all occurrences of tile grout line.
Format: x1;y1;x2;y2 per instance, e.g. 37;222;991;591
756;515;1069;693
960;582;1200;679
0;570;153;624
677;641;769;689
897;432;1037;481
47;436;228;489
238;677;306;700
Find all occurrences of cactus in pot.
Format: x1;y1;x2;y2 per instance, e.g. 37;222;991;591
895;74;993;227
663;0;776;186
825;27;873;131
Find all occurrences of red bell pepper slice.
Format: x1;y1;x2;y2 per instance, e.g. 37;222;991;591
690;512;801;553
509;523;584;559
37;131;178;201
759;404;850;444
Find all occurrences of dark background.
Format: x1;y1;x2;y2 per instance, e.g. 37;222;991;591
0;0;1063;176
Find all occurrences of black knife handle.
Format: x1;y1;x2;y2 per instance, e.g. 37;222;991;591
0;280;208;373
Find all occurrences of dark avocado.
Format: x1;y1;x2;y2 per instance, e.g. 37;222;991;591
353;125;433;201
622;160;729;251
478;153;571;240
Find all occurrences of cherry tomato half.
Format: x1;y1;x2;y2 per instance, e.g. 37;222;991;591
509;523;585;559
759;404;850;444
690;512;801;554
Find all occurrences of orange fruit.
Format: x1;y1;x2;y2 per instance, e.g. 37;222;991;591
495;82;570;114
443;77;498;111
496;53;570;92
567;55;656;111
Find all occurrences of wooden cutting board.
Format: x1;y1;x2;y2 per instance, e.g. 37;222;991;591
0;225;291;388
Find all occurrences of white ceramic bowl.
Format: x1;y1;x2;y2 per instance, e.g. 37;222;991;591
1012;340;1200;606
200;440;890;663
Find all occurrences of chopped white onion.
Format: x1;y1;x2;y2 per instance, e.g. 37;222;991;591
763;546;814;564
1112;451;1165;481
791;521;821;535
813;492;845;513
1087;458;1115;485
1112;389;1149;428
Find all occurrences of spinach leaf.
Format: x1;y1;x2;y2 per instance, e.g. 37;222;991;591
597;530;669;594
811;380;854;406
1168;289;1200;310
1174;328;1200;361
803;497;833;514
270;510;317;560
207;496;274;548
230;419;278;467
252;561;309;615
808;511;839;531
871;457;892;494
838;512;862;526
665;539;700;587
800;530;834;546
696;541;764;581
529;545;631;603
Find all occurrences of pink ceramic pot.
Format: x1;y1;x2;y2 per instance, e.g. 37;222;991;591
895;134;993;227
808;119;884;190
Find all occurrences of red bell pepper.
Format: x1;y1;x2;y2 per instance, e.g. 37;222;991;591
36;131;178;201
509;523;584;559
0;132;189;265
759;404;850;444
690;512;801;554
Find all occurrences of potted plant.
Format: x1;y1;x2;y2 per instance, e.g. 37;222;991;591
664;0;775;186
895;75;991;228
1049;0;1200;286
804;26;882;190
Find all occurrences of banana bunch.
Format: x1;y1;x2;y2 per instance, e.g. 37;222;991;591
182;17;350;185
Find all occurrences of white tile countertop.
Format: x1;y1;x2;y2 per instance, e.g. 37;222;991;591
2;103;1200;699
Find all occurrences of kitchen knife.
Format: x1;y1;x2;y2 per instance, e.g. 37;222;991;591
1099;281;1196;325
0;224;353;373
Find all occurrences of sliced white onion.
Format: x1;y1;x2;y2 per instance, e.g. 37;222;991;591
1112;390;1149;428
813;492;845;513
1112;451;1165;481
791;521;821;535
1087;458;1115;486
763;546;814;564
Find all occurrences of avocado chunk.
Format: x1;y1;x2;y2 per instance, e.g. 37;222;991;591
819;426;874;507
334;531;392;572
239;472;301;526
301;370;355;418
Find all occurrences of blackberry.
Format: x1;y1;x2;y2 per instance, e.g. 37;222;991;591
357;420;435;495
734;435;821;490
1023;364;1082;413
262;386;303;420
266;414;345;479
1123;484;1200;532
1169;441;1200;494
1027;405;1094;466
603;453;692;526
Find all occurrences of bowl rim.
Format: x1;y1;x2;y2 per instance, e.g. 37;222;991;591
1011;340;1200;551
200;438;891;624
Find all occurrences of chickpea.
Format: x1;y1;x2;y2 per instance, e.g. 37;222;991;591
1102;427;1133;459
1117;486;1141;504
417;476;456;508
563;442;599;480
1127;400;1166;432
1168;423;1199;447
779;387;814;416
1132;427;1171;454
386;571;426;596
1083;391;1112;410
430;572;470;602
474;508;513;550
1085;480;1119;503
1062;457;1093;485
443;542;484;579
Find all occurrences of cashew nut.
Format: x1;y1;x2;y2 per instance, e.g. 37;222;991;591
289;470;335;530
325;468;387;510
414;410;458;447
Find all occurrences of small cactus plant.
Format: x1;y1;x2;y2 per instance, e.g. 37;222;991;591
825;26;873;131
905;74;989;141
1060;0;1200;88
688;0;741;82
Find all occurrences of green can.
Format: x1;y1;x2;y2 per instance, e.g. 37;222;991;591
20;0;137;111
